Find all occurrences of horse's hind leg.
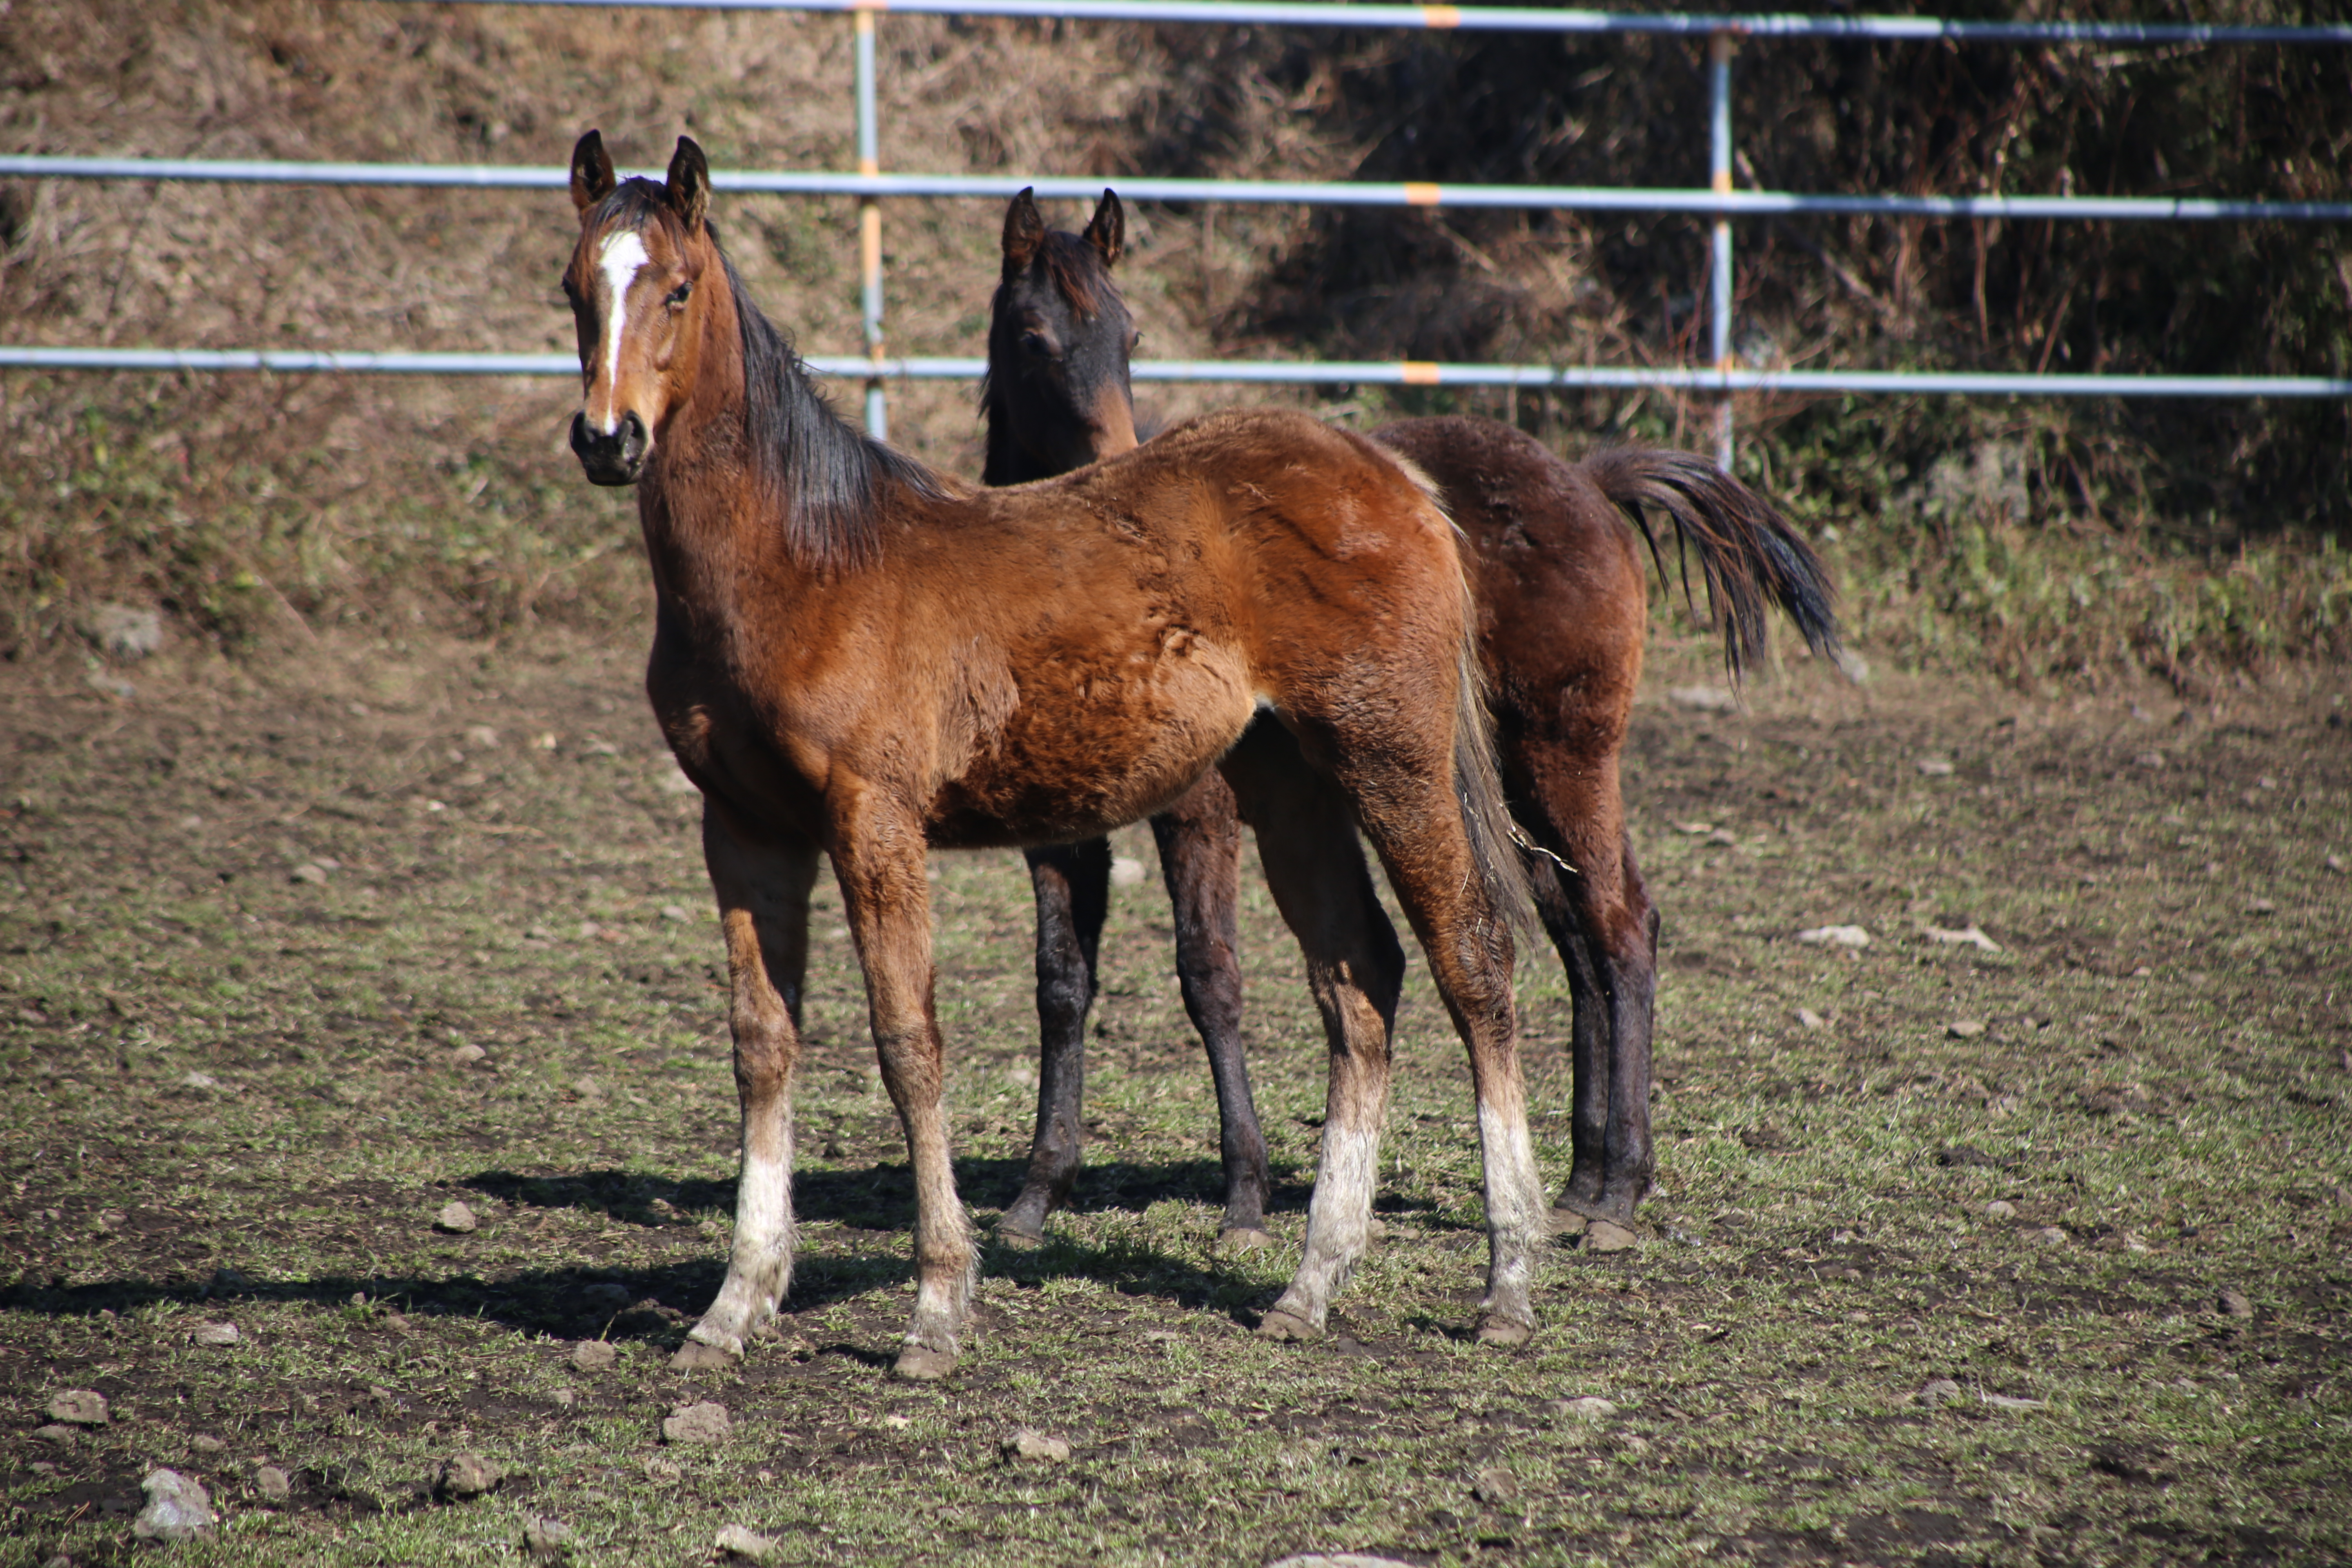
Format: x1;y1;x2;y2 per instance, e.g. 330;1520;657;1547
1218;721;1402;1340
676;806;820;1370
1515;760;1657;1235
1149;771;1272;1245
1345;757;1544;1344
830;796;974;1381
1000;838;1112;1243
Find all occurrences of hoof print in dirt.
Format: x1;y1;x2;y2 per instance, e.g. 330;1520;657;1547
661;1400;731;1445
433;1452;503;1501
46;1390;108;1427
715;1523;781;1562
523;1515;577;1561
1002;1428;1071;1464
133;1468;216;1543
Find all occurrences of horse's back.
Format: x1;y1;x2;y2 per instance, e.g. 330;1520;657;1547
1373;416;1648;744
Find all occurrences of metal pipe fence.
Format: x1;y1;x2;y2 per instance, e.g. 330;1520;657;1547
5;0;2348;464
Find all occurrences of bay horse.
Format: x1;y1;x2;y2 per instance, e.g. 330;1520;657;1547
559;131;1544;1379
981;188;1841;1251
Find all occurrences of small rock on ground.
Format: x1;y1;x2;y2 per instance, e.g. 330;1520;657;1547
450;1043;487;1067
1946;1018;1988;1039
1915;757;1956;776
435;1452;503;1499
90;603;165;659
524;1516;578;1561
1796;924;1871;948
32;1424;77;1445
46;1390;107;1426
2219;1289;2254;1319
1002;1428;1071;1463
1471;1463;1520;1504
1925;922;2001;952
1985;1200;2017;1219
1915;1378;1965;1406
189;1321;240;1347
2031;1225;2068;1246
1554;1396;1618;1421
1796;1007;1826;1029
188;1434;225;1454
255;1465;292;1503
133;1468;216;1542
570;1339;618;1372
435;1200;479;1234
1667;684;1737;712
663;1401;732;1445
715;1524;780;1562
1983;1394;2047;1411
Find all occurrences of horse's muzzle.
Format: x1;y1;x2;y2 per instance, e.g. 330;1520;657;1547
570;410;647;486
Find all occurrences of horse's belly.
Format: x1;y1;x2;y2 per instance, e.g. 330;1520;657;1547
924;633;1254;848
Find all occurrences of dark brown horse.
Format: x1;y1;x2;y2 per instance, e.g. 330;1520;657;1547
981;188;1842;1251
561;132;1545;1379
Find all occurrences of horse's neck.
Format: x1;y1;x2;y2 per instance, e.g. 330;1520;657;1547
980;394;1033;487
637;290;791;629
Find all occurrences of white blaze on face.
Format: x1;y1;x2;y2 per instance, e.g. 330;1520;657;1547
592;229;652;434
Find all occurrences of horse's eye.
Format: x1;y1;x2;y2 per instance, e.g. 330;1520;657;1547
1132;330;1144;350
1020;329;1054;358
561;278;582;305
666;282;693;308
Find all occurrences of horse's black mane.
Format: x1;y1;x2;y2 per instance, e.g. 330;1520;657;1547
602;179;938;572
729;249;941;571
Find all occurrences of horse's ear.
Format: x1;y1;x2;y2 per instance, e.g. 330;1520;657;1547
1082;188;1124;269
666;136;710;232
1002;188;1045;272
570;129;616;215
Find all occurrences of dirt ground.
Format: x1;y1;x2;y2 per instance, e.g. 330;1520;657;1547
0;623;2346;1566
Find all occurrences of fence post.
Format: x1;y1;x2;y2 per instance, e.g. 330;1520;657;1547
1708;28;1736;471
855;5;886;440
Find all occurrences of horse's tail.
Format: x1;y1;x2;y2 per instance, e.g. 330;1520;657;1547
1452;623;1539;947
1581;447;1843;680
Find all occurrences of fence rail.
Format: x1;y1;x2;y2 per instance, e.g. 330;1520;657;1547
6;0;2348;460
8;346;2346;402
10;154;2350;224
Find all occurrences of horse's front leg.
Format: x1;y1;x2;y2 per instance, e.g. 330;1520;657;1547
1000;837;1111;1243
1149;771;1272;1245
831;802;974;1381
676;805;819;1370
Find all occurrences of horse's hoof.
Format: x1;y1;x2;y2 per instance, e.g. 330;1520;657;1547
892;1343;957;1382
1546;1206;1590;1239
1216;1226;1276;1254
1476;1312;1535;1348
994;1223;1045;1250
1256;1307;1321;1343
1584;1220;1639;1254
670;1339;741;1373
